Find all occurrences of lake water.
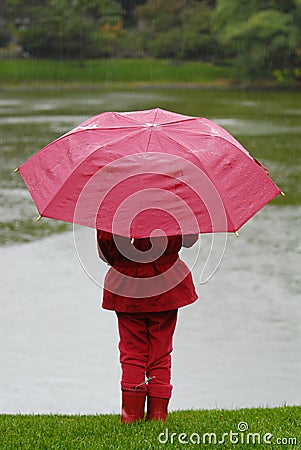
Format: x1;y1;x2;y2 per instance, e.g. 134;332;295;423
0;87;300;414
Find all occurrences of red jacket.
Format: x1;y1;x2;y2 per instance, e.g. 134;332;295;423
97;230;198;313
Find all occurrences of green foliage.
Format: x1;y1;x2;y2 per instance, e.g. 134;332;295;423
137;0;186;32
213;0;301;78
4;0;123;58
0;23;11;47
1;0;301;79
137;0;217;60
213;0;258;30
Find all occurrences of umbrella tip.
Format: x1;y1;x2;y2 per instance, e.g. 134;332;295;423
280;191;286;197
235;231;240;237
13;167;19;173
36;215;42;221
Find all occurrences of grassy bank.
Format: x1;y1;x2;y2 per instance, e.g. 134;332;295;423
0;58;236;86
0;406;300;449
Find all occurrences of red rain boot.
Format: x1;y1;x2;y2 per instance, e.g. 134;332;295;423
121;389;147;424
146;396;169;421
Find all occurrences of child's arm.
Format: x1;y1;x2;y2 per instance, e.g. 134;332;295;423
97;243;109;263
96;230;115;265
182;234;198;248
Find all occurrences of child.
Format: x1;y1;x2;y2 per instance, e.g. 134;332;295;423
97;230;198;423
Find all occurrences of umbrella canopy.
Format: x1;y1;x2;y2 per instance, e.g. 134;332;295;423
18;108;281;237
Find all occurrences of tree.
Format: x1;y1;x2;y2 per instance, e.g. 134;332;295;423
5;0;123;58
118;0;147;27
2;0;300;79
213;0;301;77
136;0;217;60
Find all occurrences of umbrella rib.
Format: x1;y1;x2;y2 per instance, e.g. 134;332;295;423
112;109;197;128
156;128;214;175
159;117;197;127
40;128;146;217
113;112;159;126
78;110;152;128
136;109;161;218
27;125;144;164
63;124;143;137
156;130;236;232
160;125;252;157
39;127;145;183
113;109;196;127
144;108;160;152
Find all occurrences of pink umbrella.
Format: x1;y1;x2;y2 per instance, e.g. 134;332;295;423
16;108;282;237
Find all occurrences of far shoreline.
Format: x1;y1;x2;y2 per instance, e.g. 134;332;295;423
1;80;301;92
0;58;300;90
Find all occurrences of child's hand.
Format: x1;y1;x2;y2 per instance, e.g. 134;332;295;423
182;234;198;248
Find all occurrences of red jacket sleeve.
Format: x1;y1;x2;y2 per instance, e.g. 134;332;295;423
182;234;198;248
96;230;116;266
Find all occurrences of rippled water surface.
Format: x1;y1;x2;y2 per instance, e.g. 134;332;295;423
0;87;300;413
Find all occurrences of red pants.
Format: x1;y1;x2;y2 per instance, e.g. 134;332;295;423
116;310;178;399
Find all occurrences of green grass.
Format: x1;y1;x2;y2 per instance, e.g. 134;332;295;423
0;58;235;85
0;406;300;449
